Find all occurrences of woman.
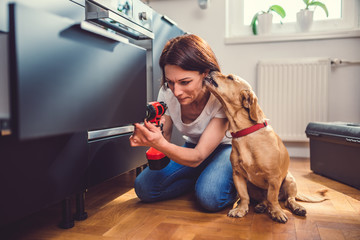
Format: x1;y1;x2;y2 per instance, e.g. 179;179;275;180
129;34;237;212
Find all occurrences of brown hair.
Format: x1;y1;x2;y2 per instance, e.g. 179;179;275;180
159;34;221;86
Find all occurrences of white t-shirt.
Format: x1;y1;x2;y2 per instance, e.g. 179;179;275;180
157;86;231;145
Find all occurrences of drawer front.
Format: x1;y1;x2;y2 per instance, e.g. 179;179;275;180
87;133;147;187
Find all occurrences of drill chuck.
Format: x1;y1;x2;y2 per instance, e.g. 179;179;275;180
145;101;167;126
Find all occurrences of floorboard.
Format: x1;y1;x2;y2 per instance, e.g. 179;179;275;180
2;158;360;240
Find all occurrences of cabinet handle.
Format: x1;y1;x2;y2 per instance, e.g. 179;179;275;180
88;125;135;140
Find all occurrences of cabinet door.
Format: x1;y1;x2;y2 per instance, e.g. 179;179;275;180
87;134;147;188
9;3;147;140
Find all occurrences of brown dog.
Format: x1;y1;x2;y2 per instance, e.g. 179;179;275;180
205;71;326;223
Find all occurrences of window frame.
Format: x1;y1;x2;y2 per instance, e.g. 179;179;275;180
225;0;360;44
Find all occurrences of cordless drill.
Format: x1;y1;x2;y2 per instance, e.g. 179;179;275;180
145;101;170;170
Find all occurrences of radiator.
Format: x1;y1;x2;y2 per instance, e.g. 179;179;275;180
256;58;330;142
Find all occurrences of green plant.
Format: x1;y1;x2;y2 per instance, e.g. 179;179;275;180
302;0;329;17
251;5;286;35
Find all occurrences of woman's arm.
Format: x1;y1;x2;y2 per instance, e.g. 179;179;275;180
129;117;228;167
161;115;173;142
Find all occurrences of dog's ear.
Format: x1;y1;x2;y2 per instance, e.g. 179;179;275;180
240;90;266;122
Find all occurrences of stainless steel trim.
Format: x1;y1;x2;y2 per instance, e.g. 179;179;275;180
80;21;129;43
88;125;134;140
162;15;177;26
107;10;154;39
85;0;154;39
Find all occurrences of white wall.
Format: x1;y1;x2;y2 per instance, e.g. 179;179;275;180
149;0;360;157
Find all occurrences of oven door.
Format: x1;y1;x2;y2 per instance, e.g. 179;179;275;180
8;3;147;140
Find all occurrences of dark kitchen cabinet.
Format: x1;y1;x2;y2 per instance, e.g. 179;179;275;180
0;0;187;228
9;3;147;140
0;1;148;226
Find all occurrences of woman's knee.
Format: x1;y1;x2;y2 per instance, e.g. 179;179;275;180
134;173;157;202
134;176;146;201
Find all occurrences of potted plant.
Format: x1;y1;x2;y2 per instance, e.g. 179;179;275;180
297;0;329;32
251;5;286;35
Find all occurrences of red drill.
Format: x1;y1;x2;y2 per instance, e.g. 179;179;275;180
145;101;169;170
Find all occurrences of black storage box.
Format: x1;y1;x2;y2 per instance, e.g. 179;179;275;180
305;122;360;189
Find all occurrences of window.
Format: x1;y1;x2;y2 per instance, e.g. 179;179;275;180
226;0;360;43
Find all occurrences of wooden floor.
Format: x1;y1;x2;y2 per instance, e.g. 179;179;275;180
2;158;360;240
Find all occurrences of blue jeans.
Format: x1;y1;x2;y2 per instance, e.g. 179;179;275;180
134;142;237;212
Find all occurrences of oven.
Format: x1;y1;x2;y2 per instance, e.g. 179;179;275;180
0;0;153;225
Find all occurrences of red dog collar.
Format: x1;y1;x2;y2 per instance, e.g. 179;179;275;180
231;121;268;138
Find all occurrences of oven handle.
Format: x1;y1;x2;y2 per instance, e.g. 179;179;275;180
88;125;135;140
79;21;129;44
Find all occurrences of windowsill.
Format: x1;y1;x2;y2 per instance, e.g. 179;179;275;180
225;28;360;45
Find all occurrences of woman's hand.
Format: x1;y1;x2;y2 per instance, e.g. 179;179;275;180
129;120;165;147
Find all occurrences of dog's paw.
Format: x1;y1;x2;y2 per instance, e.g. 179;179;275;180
227;207;249;218
268;208;288;223
285;199;307;216
254;203;267;213
293;206;306;216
